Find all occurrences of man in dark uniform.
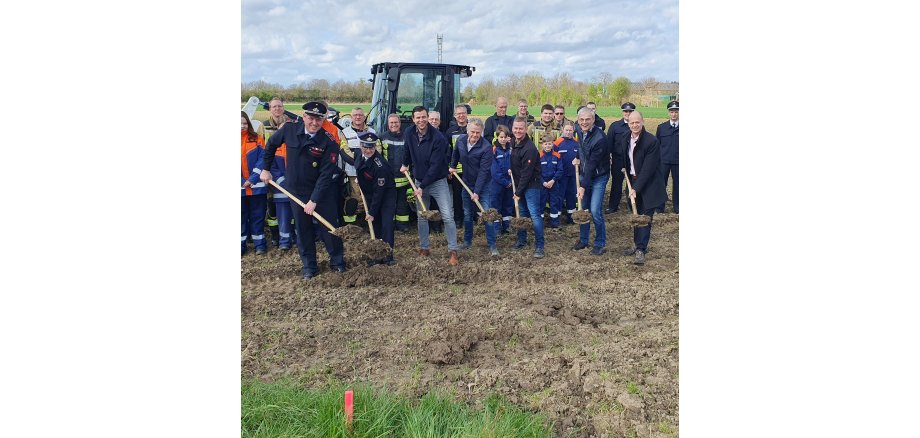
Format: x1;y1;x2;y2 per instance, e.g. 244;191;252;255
622;110;667;265
345;132;397;266
379;114;411;231
656;101;679;214
259;101;347;279
605;102;636;214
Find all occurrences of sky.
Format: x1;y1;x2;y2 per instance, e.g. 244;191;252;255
241;0;678;86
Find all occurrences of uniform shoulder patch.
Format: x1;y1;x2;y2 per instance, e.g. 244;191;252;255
374;157;382;167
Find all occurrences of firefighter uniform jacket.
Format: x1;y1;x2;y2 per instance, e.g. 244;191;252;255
259;119;342;203
241;132;267;197
491;142;512;188
539;150;564;184
553;137;580;177
353;151;396;218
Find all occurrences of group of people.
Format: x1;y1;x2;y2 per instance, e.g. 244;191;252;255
241;96;679;279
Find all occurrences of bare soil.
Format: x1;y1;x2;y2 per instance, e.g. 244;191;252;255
242;183;678;437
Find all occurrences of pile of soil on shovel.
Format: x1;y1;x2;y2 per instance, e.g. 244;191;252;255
242;192;679;437
510;217;533;230
479;208;501;223
419;210;442;222
331;224;364;239
572;210;593;224
630;214;652;227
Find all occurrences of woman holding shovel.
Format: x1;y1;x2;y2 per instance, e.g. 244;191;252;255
449;118;498;255
509;117;545;258
340;132;397;266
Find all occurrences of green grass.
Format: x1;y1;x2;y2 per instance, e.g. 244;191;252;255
242;379;553;437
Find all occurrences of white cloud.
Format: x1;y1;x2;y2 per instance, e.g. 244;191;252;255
241;0;679;85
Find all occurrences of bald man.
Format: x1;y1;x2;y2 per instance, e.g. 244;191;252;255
622;111;667;265
484;96;515;143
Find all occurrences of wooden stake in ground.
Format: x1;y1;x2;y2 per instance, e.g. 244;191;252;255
355;184;393;260
621;169;652;227
571;163;593;225
453;173;501;223
268;180;364;239
509;172;533;231
402;169;442;221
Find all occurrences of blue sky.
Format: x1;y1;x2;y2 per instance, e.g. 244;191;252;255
241;0;678;86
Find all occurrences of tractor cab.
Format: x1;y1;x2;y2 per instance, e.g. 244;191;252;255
366;62;474;135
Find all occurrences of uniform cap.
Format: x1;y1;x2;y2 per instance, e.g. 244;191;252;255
358;132;379;147
667;101;679;111
302;101;327;116
621;102;636;111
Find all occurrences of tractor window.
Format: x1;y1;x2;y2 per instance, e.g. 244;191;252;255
395;69;444;123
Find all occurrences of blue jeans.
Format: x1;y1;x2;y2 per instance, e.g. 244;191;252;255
579;173;609;248
461;188;497;248
516;188;545;250
415;177;458;251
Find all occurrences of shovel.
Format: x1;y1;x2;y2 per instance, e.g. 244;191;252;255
355;184;393;260
571;163;593;225
453;172;501;223
509;172;533;230
621;169;652;227
268;180;364;239
402;169;442;221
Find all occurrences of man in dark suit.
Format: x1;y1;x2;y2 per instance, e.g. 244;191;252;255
605;102;636;214
622;111;667;265
656;101;679;214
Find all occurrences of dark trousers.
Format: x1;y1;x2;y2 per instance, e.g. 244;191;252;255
658;163;678;213
633;195;659;252
241;195;267;252
609;155;625;211
558;174;577;214
370;188;397;253
450;175;464;226
291;194;345;275
394;185;410;228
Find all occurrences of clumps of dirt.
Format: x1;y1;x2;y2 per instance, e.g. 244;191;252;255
331;224;364;239
629;214;652;227
419;210;442;222
360;238;392;260
511;217;533;230
479;208;501;223
571;209;592;224
423;326;482;365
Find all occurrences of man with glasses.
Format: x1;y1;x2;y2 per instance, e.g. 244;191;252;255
553;105;570;128
259;101;348;279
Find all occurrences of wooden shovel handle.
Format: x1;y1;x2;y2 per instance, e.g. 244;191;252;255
621;168;638;216
268;180;336;232
356;185;376;240
402;169;429;212
509;173;521;218
453;173;485;212
574;164;582;211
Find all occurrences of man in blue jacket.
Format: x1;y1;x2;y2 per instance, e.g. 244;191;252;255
400;106;460;266
450;118;496;252
572;107;610;256
655;101;679;214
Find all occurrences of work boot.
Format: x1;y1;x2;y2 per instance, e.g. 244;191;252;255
419;248;431;257
563;214;574;225
385;255;397;266
534;248;545;258
448;250;459;266
572;241;588;251
512;241;526;251
591;247;606;256
489;246;500;257
634;249;646;265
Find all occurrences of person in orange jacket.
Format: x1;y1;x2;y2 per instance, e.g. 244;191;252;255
241;111;268;255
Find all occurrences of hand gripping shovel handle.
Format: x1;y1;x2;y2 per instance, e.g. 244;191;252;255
355;185;376;240
621;168;639;216
402;169;429;212
454;174;485;212
268;180;336;232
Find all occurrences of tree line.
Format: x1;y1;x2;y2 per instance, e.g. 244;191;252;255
241;72;677;107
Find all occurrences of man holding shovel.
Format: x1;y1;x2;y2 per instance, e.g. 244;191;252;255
510;117;545;258
399;106;460;266
259;101;347;279
572;107;610;256
622;111;667;265
449;118;498;254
